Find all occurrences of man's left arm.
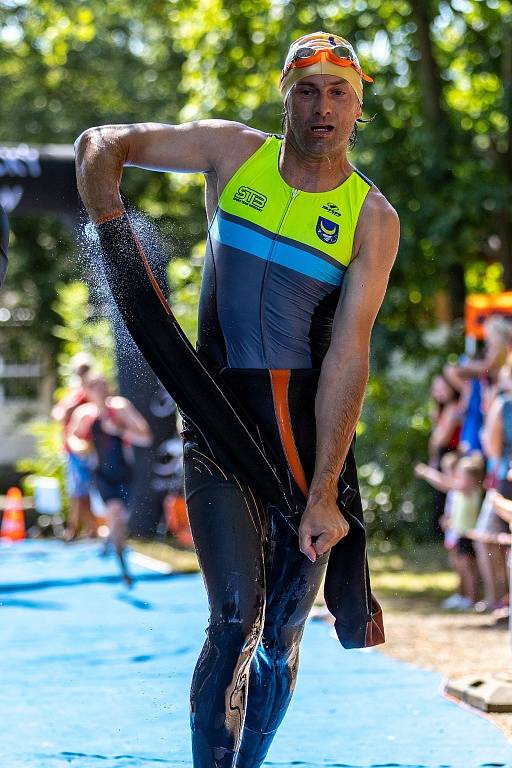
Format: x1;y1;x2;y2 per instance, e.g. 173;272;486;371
299;191;399;562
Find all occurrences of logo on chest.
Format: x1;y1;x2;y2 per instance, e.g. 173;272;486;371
322;202;341;217
316;216;339;244
233;186;267;211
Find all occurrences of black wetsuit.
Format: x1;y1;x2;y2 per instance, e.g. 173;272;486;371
90;411;132;505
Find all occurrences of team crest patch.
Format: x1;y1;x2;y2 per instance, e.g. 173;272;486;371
316;216;339;244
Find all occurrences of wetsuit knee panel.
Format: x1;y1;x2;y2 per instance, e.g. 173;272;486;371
208;616;263;654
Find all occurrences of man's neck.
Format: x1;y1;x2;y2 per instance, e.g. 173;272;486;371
279;135;353;193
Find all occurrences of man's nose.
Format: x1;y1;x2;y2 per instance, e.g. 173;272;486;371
314;93;331;117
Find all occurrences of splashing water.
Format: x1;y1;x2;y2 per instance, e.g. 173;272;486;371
77;209;175;373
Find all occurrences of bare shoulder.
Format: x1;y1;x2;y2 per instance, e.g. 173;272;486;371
201;120;267;180
352;185;400;269
361;185;399;228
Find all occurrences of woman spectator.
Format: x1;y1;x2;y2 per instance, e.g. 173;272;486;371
427;373;462;535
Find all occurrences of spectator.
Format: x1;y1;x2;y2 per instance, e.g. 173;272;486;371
427;373;462;535
67;373;153;586
415;455;485;610
477;357;512;611
52;352;96;540
444;316;512;454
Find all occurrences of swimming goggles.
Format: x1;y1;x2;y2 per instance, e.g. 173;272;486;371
283;44;373;83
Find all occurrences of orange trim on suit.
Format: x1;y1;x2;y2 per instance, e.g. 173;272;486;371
269;370;309;498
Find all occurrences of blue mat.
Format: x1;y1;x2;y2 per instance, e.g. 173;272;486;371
0;540;510;768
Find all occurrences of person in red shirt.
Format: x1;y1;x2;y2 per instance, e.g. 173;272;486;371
52;353;96;539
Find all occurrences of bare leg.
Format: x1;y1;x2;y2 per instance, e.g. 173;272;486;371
78;496;97;537
448;550;464;596
106;499;132;587
475;541;508;605
458;554;479;604
65;497;84;540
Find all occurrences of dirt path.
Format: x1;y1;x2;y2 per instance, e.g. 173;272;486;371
379;598;512;740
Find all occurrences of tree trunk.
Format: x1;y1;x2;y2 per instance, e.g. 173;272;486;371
499;17;512;288
408;0;444;125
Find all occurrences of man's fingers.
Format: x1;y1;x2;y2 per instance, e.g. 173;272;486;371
313;524;349;556
299;528;317;562
313;532;334;557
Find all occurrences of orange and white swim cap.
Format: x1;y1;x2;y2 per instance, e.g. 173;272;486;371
280;31;373;105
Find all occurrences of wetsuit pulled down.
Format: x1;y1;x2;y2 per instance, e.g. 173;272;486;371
186;136;374;768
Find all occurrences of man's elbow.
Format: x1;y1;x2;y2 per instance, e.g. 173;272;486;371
323;346;369;379
74;127;99;164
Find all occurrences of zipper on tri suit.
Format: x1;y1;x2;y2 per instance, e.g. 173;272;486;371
259;187;299;365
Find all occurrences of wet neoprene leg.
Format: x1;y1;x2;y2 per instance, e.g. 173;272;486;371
185;435;330;768
235;512;329;768
184;440;268;768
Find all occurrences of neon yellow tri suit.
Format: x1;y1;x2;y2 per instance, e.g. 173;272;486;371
198;134;372;369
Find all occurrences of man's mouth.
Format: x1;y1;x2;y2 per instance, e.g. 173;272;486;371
310;125;334;135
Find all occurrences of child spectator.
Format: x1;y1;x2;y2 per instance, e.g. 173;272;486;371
415;455;485;610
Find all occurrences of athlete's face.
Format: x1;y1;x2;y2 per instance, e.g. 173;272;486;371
285;74;362;158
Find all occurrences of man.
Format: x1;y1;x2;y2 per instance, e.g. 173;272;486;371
52;352;97;539
67;373;152;585
75;31;399;768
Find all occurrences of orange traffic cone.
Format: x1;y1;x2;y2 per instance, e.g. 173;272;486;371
165;494;193;548
1;487;26;541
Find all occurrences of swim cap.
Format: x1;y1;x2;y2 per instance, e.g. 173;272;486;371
280;31;373;105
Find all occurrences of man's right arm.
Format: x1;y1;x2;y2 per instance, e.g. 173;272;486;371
75;120;262;222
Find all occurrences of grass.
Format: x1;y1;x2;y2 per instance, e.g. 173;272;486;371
129;538;199;573
369;542;458;608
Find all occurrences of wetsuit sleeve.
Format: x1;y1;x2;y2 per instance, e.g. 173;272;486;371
0;204;9;288
93;211;305;532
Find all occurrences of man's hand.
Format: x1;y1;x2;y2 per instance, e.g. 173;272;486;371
299;494;350;562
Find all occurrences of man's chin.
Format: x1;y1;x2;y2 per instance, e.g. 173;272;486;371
302;135;340;157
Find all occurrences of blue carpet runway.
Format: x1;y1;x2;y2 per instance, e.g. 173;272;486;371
0;540;511;768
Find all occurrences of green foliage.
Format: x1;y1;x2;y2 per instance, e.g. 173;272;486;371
17;421;69;516
51;281;116;392
358;368;435;544
167;242;204;345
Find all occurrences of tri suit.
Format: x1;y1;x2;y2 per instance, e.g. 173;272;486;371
182;135;384;768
